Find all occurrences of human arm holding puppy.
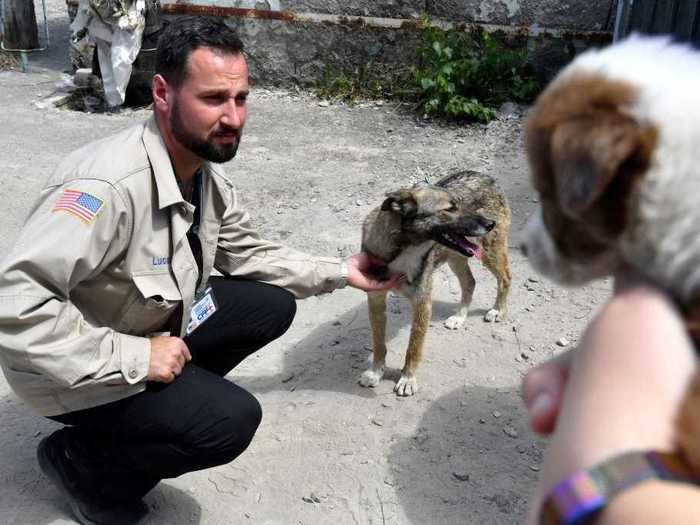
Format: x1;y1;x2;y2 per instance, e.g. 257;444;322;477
522;276;700;525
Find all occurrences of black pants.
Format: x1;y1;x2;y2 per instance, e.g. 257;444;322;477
49;277;296;503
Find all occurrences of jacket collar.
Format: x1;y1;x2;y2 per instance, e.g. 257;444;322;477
142;115;214;211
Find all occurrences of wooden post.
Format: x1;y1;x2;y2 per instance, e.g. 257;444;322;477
2;0;40;50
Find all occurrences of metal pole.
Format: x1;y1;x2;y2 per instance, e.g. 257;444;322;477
614;0;634;42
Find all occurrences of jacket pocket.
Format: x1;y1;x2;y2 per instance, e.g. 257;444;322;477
117;272;182;335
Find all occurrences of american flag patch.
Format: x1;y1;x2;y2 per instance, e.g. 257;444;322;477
52;189;104;223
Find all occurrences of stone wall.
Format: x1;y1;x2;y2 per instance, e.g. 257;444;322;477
158;0;615;87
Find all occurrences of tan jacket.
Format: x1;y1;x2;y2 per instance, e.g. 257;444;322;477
0;117;345;416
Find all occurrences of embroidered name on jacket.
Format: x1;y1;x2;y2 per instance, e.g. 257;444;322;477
52;189;104;223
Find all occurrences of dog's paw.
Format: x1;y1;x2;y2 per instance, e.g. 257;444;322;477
394;375;418;396
359;367;385;388
444;314;466;330
484;308;503;323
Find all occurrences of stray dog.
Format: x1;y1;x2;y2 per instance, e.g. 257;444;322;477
360;170;511;396
520;36;700;471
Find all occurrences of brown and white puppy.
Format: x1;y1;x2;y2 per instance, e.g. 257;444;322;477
520;35;700;470
361;170;511;396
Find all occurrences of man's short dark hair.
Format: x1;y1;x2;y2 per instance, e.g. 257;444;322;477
155;16;245;88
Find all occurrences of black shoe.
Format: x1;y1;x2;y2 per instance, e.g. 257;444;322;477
37;431;149;525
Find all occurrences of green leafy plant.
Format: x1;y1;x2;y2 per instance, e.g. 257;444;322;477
414;21;539;122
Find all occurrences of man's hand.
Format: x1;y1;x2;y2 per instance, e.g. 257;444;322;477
148;336;192;383
345;253;403;292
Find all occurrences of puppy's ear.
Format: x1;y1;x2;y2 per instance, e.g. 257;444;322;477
551;115;655;217
381;190;417;217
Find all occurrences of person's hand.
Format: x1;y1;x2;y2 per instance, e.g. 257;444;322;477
344;253;403;292
522;349;574;435
148;336;192;383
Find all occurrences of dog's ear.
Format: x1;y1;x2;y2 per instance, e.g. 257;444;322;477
381;190;417;217
550;115;656;217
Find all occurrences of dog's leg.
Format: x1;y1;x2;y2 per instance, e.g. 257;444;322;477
359;291;388;388
395;298;432;396
444;255;475;330
481;235;511;322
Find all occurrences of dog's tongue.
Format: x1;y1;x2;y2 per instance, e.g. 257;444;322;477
458;237;482;259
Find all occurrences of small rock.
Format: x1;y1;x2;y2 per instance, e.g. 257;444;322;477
556;337;570;347
384;477;395;486
452;471;470;482
516;444;527;454
355;199;363;206
499;101;519;117
371;418;384;427
520;352;529;360
318;100;330;107
528;345;536;352
302;493;321;503
529;465;541;472
503;426;519;438
479;418;486;424
527;276;539;283
492;410;501;418
525;306;534;312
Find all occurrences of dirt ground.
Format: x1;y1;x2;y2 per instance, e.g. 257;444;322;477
0;5;612;525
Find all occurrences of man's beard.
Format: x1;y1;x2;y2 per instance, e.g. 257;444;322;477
171;100;241;163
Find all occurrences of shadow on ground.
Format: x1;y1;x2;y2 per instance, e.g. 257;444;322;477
238;291;499;398
0;394;202;524
387;385;543;524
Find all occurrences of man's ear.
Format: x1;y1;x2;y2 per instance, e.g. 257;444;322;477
151;74;170;110
550;115;656;217
381;190;417;217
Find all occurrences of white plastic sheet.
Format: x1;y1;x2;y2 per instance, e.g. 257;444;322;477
70;0;146;107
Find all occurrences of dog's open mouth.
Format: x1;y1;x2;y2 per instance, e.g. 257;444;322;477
437;233;483;259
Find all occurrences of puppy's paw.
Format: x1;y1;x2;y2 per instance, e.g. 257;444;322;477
359;366;385;388
394;375;418;396
484;308;503;323
444;314;466;330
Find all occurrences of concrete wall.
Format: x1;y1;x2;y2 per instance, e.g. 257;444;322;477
159;0;614;88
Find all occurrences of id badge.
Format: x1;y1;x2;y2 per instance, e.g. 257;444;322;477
186;286;218;335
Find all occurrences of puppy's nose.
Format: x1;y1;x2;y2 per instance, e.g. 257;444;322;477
520;243;528;257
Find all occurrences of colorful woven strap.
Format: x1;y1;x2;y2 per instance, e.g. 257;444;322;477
540;450;700;525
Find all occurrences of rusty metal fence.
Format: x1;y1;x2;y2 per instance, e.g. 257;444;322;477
614;0;700;44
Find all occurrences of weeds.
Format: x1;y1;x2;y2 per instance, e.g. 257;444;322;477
315;18;540;122
414;22;538;121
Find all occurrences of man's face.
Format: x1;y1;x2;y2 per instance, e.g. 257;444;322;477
168;48;249;163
